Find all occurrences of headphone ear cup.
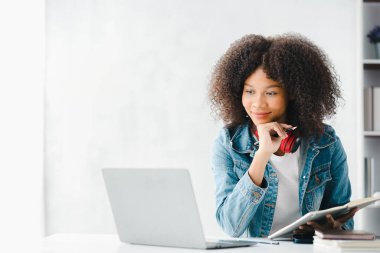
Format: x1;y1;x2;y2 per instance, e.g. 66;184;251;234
254;130;300;153
290;137;301;153
280;132;300;153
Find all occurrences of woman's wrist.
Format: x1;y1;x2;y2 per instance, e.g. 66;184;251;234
248;150;272;187
256;149;272;160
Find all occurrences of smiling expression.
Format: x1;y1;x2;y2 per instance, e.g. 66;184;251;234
242;67;288;126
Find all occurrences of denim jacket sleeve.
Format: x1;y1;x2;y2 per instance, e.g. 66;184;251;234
320;136;354;230
212;128;268;237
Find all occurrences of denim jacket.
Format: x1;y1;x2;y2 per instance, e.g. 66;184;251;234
212;121;353;238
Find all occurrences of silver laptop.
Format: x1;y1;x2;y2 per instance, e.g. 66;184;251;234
102;168;257;249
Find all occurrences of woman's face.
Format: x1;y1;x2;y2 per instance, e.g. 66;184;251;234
242;67;288;126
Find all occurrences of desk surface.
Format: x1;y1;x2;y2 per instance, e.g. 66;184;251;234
43;234;120;253
42;234;318;253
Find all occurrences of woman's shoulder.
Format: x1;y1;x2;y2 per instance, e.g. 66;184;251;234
322;123;338;138
217;122;250;140
308;123;340;149
214;122;251;150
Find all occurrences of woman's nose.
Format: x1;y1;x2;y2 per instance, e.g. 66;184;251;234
251;94;266;108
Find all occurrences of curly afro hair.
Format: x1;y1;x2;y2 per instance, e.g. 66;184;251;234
208;33;342;139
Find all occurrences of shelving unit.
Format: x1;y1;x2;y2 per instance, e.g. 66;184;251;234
364;131;380;137
363;59;380;64
361;0;380;190
363;59;380;69
358;0;380;234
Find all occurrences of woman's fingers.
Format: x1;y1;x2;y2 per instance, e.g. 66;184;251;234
279;123;293;129
273;124;287;138
256;122;294;153
306;221;324;231
305;211;356;232
325;214;339;229
294;201;357;234
297;224;314;232
272;122;293;138
257;122;293;136
336;208;358;224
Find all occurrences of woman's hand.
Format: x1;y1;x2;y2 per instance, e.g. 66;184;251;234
296;208;358;233
256;122;293;155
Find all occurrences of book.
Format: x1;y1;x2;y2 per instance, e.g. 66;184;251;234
364;157;375;198
315;229;376;240
313;236;380;250
364;87;373;131
268;195;380;240
374;87;380;131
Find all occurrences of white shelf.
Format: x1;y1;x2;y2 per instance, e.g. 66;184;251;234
363;59;380;64
363;59;380;69
364;131;380;136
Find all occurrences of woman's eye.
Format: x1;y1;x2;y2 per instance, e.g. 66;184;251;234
245;90;254;94
266;92;277;96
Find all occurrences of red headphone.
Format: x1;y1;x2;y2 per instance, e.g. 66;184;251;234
254;130;301;153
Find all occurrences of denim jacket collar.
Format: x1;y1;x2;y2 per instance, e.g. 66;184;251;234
228;122;256;154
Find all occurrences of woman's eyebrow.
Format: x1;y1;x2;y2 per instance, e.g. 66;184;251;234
243;83;282;88
266;84;282;89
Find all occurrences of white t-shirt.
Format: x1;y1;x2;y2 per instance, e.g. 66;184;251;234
269;149;301;235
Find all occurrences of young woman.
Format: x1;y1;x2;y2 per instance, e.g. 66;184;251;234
208;34;356;238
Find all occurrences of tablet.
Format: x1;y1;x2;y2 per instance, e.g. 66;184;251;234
268;195;380;240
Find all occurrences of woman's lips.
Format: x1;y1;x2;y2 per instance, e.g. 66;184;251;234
252;112;271;119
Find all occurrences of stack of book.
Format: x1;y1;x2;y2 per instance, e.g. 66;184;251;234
313;230;380;252
364;86;380;131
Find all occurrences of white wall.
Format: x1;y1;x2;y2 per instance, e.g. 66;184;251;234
0;0;44;252
45;0;358;236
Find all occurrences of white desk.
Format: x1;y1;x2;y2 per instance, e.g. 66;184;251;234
42;234;317;253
